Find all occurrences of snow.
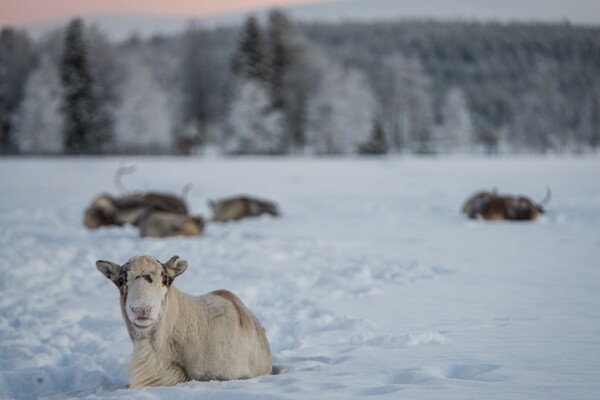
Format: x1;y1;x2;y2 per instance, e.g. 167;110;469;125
0;156;599;399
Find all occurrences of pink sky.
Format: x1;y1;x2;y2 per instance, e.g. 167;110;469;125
0;0;329;27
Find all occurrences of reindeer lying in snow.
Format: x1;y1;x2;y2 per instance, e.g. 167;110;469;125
210;196;279;222
83;193;188;229
96;255;272;388
83;166;190;231
138;211;205;238
462;187;551;221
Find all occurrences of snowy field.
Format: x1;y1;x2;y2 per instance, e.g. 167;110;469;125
0;156;599;400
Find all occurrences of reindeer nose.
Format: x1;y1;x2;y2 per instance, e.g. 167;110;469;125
131;306;152;320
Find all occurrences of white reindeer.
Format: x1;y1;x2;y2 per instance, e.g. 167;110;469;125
96;255;272;388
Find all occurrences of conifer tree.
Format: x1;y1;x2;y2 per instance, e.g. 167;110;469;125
588;86;600;150
0;28;33;153
267;9;293;110
358;120;388;155
60;18;110;154
180;26;228;148
231;16;268;82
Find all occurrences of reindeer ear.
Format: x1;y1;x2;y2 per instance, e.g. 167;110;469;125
163;255;188;279
96;260;122;285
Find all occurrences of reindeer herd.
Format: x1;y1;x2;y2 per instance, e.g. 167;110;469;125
85;166;550;239
90;167;551;389
84;167;280;238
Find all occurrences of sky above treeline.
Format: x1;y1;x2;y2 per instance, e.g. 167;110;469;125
0;0;329;26
1;0;599;28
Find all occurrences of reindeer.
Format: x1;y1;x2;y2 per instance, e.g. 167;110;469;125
138;211;205;238
83;166;189;229
462;187;551;221
209;196;279;222
96;255;272;388
83;193;189;229
461;189;497;217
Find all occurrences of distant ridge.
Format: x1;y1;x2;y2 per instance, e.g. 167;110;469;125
22;0;600;41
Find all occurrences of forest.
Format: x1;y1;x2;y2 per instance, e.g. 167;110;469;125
1;10;599;156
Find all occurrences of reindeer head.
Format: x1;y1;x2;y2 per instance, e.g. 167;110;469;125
462;190;497;218
512;196;544;220
84;194;119;229
96;255;188;332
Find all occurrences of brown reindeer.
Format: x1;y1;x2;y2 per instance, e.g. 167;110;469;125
83;167;189;229
138;211;205;238
462;187;551;221
461;189;497;217
209;195;279;222
83;193;189;229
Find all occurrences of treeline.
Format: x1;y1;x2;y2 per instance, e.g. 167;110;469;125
0;12;599;156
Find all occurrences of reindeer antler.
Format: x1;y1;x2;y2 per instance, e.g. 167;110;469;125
114;165;137;195
181;183;193;202
539;186;552;207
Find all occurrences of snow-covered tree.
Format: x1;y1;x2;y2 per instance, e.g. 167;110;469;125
580;82;600;152
14;53;64;154
225;80;285;154
306;51;376;154
379;55;434;154
371;57;403;152
439;87;473;153
230;11;315;154
180;26;230;149
114;49;174;154
511;61;565;153
86;24;119;146
372;55;434;153
1;14;598;156
280;40;322;153
60;18;111;154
